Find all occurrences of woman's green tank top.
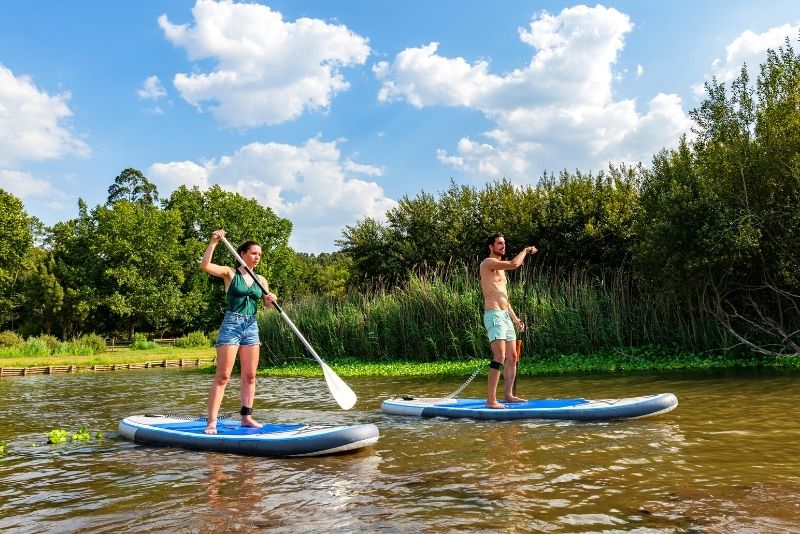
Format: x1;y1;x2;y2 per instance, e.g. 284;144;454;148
226;270;263;315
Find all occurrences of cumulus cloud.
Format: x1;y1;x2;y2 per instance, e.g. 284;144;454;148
138;75;167;100
148;136;396;252
0;169;59;199
694;22;800;96
0;63;90;167
158;0;370;128
375;5;691;182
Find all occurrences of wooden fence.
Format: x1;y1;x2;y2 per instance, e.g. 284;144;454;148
0;358;216;378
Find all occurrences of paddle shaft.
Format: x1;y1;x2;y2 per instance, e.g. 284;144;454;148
214;234;357;410
217;236;326;367
512;265;529;396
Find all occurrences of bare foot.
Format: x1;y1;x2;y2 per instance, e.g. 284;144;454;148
486;400;507;409
204;419;217;435
504;395;527;403
241;415;262;428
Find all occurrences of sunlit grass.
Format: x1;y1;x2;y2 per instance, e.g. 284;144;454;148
257;349;800;378
0;347;214;368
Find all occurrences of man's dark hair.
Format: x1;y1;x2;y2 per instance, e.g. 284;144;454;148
486;233;504;255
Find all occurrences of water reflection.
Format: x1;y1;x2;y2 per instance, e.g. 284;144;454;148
0;368;799;532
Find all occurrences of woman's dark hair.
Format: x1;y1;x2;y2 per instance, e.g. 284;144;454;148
237;240;260;256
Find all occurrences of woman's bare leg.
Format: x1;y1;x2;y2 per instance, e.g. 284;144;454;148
238;344;261;428
205;344;238;434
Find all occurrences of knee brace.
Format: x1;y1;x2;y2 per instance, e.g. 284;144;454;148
488;360;503;370
240;406;253;416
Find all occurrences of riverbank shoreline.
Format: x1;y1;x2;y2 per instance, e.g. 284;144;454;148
258;350;800;379
3;346;798;379
0;357;215;377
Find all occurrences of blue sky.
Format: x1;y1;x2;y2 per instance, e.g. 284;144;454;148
1;1;798;252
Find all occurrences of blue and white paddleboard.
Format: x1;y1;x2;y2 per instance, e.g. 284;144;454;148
119;415;380;457
381;393;678;421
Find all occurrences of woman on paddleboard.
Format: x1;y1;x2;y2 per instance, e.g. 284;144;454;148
199;229;277;434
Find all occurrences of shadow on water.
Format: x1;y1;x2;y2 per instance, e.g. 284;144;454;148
1;366;799;532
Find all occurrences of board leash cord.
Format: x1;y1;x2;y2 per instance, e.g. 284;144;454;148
446;365;484;399
143;412;235;421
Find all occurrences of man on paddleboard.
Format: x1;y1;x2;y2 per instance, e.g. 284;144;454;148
480;233;537;409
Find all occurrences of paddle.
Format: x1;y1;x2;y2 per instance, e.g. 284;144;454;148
218;236;357;410
512;263;529;397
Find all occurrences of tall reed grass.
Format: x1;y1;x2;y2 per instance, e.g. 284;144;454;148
258;264;723;364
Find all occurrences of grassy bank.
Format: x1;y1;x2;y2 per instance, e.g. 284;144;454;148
0;346;214;369
3;345;797;377
259;347;800;378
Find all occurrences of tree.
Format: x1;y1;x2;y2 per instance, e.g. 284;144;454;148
0;189;33;328
164;185;293;330
635;36;800;354
46;200;103;337
337;217;395;283
107;168;159;206
91;200;185;337
18;248;64;336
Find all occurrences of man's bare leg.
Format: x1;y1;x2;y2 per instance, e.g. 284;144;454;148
503;340;526;403
487;340;507;408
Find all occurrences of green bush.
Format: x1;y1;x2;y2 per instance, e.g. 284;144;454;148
207;329;218;347
20;336;50;357
129;333;156;350
175;330;209;348
52;340;94;356
0;331;23;348
78;333;107;354
39;334;60;351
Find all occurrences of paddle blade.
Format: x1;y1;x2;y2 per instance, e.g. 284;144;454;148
321;361;357;410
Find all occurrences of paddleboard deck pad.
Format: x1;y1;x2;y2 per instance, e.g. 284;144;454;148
119;415;380;457
381;393;678;421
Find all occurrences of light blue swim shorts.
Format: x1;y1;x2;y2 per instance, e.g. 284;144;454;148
483;309;516;342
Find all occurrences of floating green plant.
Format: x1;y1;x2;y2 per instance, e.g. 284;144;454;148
72;427;91;441
46;426;102;445
0;440;8;455
47;429;70;445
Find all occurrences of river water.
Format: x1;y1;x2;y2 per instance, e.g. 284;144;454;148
0;367;798;533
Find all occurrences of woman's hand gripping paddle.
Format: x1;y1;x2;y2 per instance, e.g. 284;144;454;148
219;236;357;410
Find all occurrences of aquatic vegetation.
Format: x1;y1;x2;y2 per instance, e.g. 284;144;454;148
0;440;8;455
46;427;103;445
72;427;91;441
47;429;70;445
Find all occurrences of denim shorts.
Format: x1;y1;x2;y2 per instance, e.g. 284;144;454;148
483;310;516;342
215;312;260;347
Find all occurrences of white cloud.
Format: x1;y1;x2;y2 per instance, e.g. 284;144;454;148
0;64;90;166
159;0;370;128
376;5;691;182
138;75;167;100
148;160;209;191
695;22;800;96
148;136;397;252
0;169;59;199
